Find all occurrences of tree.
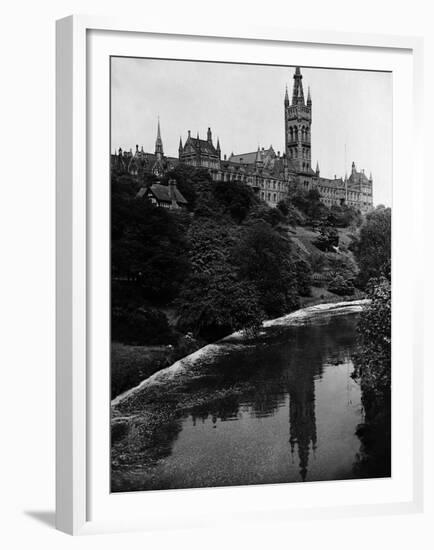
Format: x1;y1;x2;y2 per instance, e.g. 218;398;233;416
161;164;213;211
288;187;327;222
177;265;263;341
352;277;391;478
177;219;263;340
111;198;190;304
233;220;300;317
351;206;391;288
314;224;339;252
212;180;260;223
354;277;391;395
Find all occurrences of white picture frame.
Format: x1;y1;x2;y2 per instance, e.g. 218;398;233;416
56;15;424;535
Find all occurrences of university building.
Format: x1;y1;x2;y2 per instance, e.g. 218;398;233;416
111;67;374;213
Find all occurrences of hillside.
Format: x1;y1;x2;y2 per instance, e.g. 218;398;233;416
288;224;365;306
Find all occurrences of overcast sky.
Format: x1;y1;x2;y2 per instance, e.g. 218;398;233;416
111;57;392;206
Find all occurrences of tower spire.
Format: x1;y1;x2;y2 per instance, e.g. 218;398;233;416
307;86;312;108
155;117;164;158
292;67;305;106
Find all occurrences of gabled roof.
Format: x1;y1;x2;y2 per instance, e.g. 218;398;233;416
347;170;371;185
139;183;188;205
185;137;218;156
229;147;275;165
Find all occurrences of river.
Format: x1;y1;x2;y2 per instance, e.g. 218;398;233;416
111;300;390;492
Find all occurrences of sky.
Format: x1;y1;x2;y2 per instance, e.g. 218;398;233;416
111;57;392;206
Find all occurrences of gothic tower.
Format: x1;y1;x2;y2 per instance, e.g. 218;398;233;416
284;67;312;173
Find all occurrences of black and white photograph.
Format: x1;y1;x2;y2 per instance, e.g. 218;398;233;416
110;58;392;493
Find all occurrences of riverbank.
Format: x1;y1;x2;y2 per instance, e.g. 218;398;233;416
112;292;365;399
112;299;369;410
111;343;176;399
111;301;368;492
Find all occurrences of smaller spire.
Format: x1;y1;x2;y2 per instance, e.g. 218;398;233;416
255;146;263;167
216;137;220;150
315;161;320;175
307;86;312;106
197;131;199;139
155;117;164;158
284;85;289;106
178;136;183;152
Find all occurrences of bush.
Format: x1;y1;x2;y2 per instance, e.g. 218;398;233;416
353;277;391;396
112;307;175;345
351;206;391;288
327;274;355;296
314;226;339;252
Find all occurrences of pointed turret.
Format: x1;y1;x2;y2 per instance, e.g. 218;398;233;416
216;137;221;159
207;127;212;144
315;161;320;176
155;118;164;159
284;85;289;107
178;136;183;155
307;86;312;109
255;146;263;169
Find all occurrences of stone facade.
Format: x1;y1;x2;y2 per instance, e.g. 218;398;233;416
111;67;374;213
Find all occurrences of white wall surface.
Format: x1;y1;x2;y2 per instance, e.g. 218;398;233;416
0;0;432;547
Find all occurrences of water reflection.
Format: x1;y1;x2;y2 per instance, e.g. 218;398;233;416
112;313;390;492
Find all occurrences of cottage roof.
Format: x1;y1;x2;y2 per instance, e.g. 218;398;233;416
139;183;187;205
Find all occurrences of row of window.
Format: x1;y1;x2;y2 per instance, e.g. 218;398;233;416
287;125;310;142
260;191;279;203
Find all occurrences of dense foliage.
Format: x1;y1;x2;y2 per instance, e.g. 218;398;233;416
351;206;391;288
111;165;389;348
352;277;391;477
353;277;391;396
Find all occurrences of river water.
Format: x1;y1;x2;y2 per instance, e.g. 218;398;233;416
112;302;389;492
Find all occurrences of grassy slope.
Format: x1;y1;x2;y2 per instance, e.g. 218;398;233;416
289;223;363;305
111;343;174;399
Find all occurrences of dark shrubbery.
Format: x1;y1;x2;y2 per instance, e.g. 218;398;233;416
351;206;391;288
313;224;339;252
327;274;355;296
112;307;176;345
